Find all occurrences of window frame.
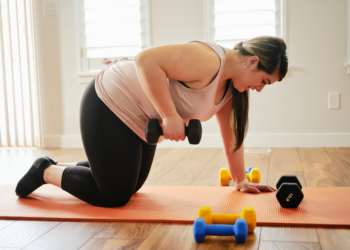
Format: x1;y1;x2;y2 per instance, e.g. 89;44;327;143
74;0;152;83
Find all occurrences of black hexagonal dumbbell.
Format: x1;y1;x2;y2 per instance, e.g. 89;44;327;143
275;175;304;208
145;119;202;144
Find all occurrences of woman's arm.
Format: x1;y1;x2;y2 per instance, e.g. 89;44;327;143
134;44;219;117
215;98;247;185
216;98;276;193
134;43;220;141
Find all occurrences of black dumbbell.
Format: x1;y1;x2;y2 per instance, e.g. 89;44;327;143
145;118;202;144
275;175;304;208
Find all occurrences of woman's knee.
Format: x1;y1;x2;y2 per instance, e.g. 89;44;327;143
97;192;133;208
133;181;145;194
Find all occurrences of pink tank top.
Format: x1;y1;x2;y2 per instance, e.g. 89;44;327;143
94;40;233;143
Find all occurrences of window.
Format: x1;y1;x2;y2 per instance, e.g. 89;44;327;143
75;0;151;76
205;0;287;48
0;0;42;147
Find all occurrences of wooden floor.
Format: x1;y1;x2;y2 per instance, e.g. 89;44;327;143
0;147;350;250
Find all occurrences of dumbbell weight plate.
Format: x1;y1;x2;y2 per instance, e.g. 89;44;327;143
246;168;260;183
185;119;202;144
276;183;304;208
276;175;302;190
219;168;231;186
145;119;163;144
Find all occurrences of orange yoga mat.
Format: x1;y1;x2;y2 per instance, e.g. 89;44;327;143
0;184;350;228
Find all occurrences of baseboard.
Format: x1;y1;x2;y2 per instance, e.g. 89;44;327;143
244;133;350;148
43;133;350;148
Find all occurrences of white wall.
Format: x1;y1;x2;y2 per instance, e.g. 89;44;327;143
34;0;350;148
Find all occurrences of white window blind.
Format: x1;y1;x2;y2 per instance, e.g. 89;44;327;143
77;0;150;74
206;0;286;48
0;0;42;147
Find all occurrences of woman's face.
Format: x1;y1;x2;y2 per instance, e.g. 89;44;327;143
233;56;280;93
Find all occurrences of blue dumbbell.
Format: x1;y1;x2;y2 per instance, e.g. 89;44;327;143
193;218;248;243
245;166;254;174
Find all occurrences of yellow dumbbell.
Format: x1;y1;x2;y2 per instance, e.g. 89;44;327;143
245;166;261;183
197;206;256;233
219;166;261;186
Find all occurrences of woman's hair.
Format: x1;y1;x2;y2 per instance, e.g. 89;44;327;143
229;36;288;153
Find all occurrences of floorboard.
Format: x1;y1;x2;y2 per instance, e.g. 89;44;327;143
317;227;350;250
23;222;107;250
259;241;321;250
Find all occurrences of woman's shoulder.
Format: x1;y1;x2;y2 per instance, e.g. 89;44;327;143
134;41;221;87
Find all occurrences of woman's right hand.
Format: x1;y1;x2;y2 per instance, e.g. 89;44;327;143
161;113;186;142
239;182;277;194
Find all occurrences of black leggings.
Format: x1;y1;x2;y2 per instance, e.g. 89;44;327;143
61;78;157;207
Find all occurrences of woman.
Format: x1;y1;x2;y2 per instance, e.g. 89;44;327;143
15;36;288;207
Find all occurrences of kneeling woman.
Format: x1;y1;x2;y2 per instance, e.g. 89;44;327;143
16;36;288;207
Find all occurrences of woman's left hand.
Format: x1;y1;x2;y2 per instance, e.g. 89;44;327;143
239;182;277;194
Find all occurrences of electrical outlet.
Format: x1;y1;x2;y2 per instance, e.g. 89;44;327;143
328;93;340;109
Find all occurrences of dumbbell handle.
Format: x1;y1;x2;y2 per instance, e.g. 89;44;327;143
210;214;240;224
204;224;237;237
194;218;248;243
145;118;202;144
